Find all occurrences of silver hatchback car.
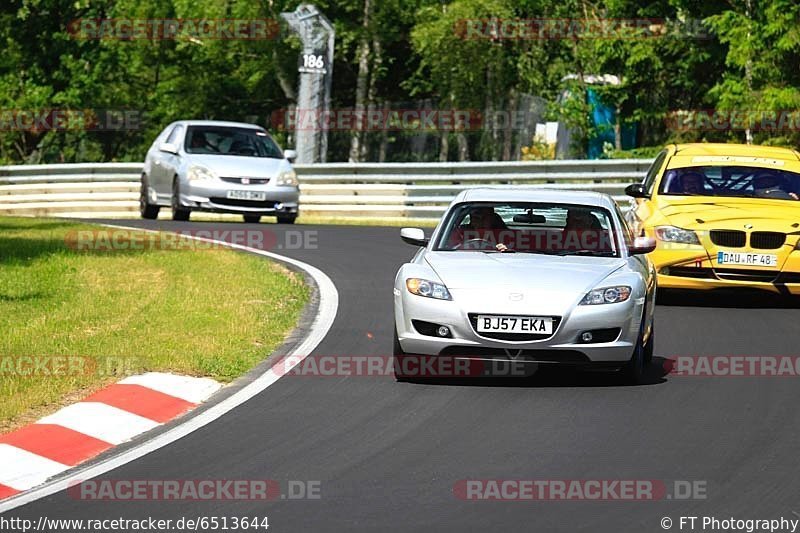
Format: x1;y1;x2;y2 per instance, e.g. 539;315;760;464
141;120;300;223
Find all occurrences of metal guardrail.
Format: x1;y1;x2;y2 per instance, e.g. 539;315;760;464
0;160;651;219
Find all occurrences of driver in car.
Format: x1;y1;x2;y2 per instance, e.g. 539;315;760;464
752;172;800;200
680;172;705;194
449;206;513;251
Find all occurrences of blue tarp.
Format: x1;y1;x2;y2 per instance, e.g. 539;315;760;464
586;88;636;159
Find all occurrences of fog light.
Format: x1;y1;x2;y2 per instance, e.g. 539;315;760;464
437;326;450;337
275;202;284;210
581;332;593;343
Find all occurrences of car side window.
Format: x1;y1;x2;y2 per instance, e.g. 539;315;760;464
165;125;184;145
614;204;635;248
643;150;668;195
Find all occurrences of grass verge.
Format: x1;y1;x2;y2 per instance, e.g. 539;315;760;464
0;216;309;431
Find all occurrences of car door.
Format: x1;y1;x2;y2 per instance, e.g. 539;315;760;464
151;124;184;201
628;149;669;236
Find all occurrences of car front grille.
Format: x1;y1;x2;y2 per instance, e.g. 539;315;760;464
776;272;800;284
714;268;779;283
220;177;271;185
750;231;786;249
209;197;278;209
662;266;716;279
467;314;561;341
710;230;746;248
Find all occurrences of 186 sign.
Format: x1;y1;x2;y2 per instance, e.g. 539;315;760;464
299;53;326;73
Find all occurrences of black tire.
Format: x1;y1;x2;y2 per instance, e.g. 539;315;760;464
243;215;261;224
622;314;649;385
139;175;160;220
171;178;191;221
643;320;654;365
393;328;411;382
276;214;297;225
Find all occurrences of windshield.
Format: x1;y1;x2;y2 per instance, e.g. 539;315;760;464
659;165;800;201
433;202;619;257
184;126;283;158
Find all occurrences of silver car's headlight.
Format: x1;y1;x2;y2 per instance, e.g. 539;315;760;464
187;165;217;181
406;278;451;300
654;225;700;245
580;286;632;305
276;170;298;187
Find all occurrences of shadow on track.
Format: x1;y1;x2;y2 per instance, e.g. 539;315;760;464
395;356;671;388
657;288;800;309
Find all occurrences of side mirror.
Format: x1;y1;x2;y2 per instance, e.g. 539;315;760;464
400;227;429;247
284;149;297;161
629;236;656;255
625;183;649;198
159;142;178;155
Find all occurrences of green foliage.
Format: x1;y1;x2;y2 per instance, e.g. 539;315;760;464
0;0;799;163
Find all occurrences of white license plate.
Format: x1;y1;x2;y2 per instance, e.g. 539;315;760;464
476;315;553;334
226;190;266;201
717;251;778;267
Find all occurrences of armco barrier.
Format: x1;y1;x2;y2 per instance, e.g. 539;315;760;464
0;160;651;219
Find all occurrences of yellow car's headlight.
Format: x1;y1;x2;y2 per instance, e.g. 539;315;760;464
654;226;701;245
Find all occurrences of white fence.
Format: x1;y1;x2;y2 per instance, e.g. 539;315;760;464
0;160;652;219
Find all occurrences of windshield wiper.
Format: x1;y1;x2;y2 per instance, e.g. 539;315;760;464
514;250;562;255
552;250;616;257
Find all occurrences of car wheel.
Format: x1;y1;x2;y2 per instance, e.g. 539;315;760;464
243;215;261;224
622;313;649;385
643;319;654;365
139;175;160;220
171;178;191;221
393;327;412;382
277;214;297;224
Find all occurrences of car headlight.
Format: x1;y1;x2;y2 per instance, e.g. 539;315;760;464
276;170;298;187
406;278;451;300
187;166;217;181
654;225;701;245
580;286;632;305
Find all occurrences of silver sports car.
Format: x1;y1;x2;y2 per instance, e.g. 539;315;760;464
141;120;299;224
392;188;658;383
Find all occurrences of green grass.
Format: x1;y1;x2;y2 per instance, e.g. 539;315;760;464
0;217;309;431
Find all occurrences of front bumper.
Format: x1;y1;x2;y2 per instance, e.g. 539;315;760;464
394;288;645;364
179;180;300;215
652;244;800;295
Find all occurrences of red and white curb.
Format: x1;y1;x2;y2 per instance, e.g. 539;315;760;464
0;372;221;500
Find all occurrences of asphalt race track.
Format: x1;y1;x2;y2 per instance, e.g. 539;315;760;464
4;220;800;532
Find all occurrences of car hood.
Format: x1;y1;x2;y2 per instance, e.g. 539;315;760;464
657;197;800;232
424;252;625;314
185;154;289;178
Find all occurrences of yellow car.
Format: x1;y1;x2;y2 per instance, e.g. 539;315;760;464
624;143;800;294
